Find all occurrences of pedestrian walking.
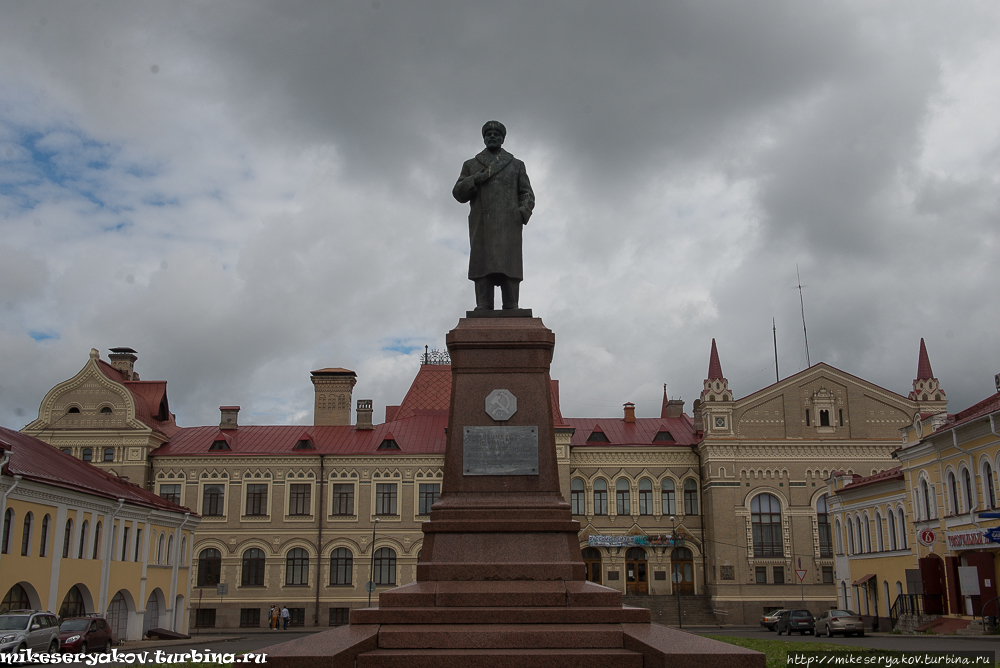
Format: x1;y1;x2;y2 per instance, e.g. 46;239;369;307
268;605;275;630
271;604;280;630
281;605;290;630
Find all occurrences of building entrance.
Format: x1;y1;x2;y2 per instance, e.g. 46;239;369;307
625;547;648;595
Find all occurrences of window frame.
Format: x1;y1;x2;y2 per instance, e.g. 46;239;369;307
241;547;266;586
330;483;356;517
201;483;227;518
615;479;631;516
243;483;270;518
329;547;353;586
285;548;310;586
374;483;398;517
417;483;440;516
287;483;313;517
158;483;182;506
661;479;676;516
750;493;782;557
593;479;608;516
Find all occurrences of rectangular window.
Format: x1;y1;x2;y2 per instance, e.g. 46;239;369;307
330;484;355;516
594;490;608;516
289;484;311;516
684;489;698;515
159;484;181;505
773;566;784;583
820;410;830;427
839;409;844;426
240;609;261;627
195;609;216;628
418;483;440;515
571;489;585;515
375;483;398;516
121;526;130;561
245;484;268;516
134;529;142;563
616;489;630;516
288;608;305;627
329;608;350;626
203;485;225;517
662;488;675;515
755;566;768;584
805;409;811;426
822;566;834;584
639;489;653;515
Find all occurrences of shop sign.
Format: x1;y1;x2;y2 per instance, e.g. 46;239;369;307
985;527;1000;544
588;534;681;548
917;528;936;546
946;528;1000;550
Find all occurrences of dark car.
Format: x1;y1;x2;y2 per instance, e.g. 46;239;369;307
760;609;789;631
776;609;815;635
815;609;866;637
59;616;113;654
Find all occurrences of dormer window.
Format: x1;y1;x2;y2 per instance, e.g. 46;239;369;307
209;439;231;451
67;407;80;414
294;439;315;450
652;431;675;443
377;439;400;451
99;407;112;415
586;430;610;443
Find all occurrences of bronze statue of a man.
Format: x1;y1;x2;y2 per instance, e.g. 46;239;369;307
453;121;535;311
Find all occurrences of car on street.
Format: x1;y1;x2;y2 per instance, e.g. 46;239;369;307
760;609;789;631
59;616;114;653
0;610;61;655
775;609;815;635
815;609;866;637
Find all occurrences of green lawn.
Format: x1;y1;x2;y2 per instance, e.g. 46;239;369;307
703;634;887;668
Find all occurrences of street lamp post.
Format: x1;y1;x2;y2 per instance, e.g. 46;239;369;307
670;516;682;629
367;518;380;607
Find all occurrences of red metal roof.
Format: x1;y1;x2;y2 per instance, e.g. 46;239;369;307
707;338;724;381
933;392;1000;434
838;466;903;493
392;365;452;420
95;360;179;436
565;415;697;447
0;426;193;514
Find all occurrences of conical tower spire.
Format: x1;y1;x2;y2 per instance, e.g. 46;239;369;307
707;338;724;381
908;338;946;408
701;339;732;402
915;338;934;381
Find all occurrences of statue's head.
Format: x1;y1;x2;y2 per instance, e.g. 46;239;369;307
482;120;506;150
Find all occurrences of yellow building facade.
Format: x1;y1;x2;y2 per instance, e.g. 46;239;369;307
0;427;199;641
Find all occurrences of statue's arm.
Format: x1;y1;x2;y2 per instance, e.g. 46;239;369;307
517;163;535;224
453;162;478;204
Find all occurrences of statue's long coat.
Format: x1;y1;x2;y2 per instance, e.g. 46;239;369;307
453;148;535;280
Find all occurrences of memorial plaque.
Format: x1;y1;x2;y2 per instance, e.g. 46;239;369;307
463;426;538;476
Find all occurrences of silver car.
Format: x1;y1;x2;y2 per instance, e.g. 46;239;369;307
0;611;61;655
815;609;866;637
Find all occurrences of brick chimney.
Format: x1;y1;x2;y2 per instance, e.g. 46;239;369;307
692;399;703;433
623;402;636;423
311;368;358;426
664;399;685;419
220;406;240;430
356;399;374;430
108;347;139;380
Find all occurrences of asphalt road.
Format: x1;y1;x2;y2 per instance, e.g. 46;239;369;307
689;625;1000;653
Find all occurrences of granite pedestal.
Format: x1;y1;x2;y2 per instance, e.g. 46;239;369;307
267;318;763;667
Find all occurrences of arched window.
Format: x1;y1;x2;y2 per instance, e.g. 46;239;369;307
78;520;89;559
570;479;585;515
897;508;907;549
661;480;676;515
1;508;12;554
197;548;221;586
373;547;396;585
638;479;653;515
103;448;114;462
286;548;309;585
875;512;884;552
59;585;86;617
180;536;188;565
817;495;832;557
835;518;843;555
888;511;897;550
1;584;31;614
63;519;73;558
593;479;608;516
92;521;101;559
751;494;782;557
167;535;174;565
847;518;854;556
157;533;165;565
241;548;265;586
964;469;974;512
985;463;997;510
40;514;50;557
20;512;32;556
581;547;601;584
921;479;932;520
949;471;960;514
82;448;93;462
616;479;630;515
330;547;353;585
683;479;699;515
855;516;864;553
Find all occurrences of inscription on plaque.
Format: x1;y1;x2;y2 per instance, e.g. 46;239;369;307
463;426;538;476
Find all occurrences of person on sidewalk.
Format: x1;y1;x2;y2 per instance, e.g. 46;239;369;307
271;604;280;630
281;606;290;630
268;605;275;630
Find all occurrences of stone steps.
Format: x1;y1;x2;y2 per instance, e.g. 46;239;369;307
357;647;644;668
623;594;720;626
378;623;626;649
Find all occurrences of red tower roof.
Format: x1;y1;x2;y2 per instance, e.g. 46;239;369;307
707;338;724;381
916;338;934;381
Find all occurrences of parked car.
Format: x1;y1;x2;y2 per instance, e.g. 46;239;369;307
776;609;815;635
815;609;866;637
760;609;789;631
59;616;114;653
0;610;61;655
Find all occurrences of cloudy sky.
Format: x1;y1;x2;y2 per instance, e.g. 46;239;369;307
1;1;998;429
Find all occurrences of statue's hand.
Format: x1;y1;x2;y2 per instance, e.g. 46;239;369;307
473;170;488;186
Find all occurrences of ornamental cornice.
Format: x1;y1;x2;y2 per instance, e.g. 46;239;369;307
153;455;447;467
699;442;897;462
4;480;191;523
570;451;697;467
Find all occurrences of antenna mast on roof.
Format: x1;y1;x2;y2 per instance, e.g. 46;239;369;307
794;264;811;368
772;317;779;383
